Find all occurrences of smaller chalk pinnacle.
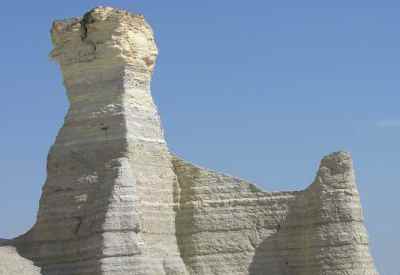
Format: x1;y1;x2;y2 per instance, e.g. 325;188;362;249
1;6;378;275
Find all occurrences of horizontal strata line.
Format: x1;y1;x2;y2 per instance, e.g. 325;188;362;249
179;197;297;206
37;206;179;222
251;242;371;253
180;190;300;198
182;250;255;258
176;226;279;236
287;262;376;269
181;190;298;196
181;242;371;258
43;188;177;198
39;252;143;268
176;219;366;236
45;161;174;171
25;229;179;246
284;218;365;228
55;136;166;147
98;229;178;235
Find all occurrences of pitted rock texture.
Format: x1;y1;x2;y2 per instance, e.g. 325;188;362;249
1;6;378;275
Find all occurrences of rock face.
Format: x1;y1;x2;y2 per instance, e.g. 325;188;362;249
16;7;186;275
173;153;378;275
1;6;378;275
0;246;40;275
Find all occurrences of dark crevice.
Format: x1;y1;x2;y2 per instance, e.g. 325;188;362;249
80;11;95;41
74;217;82;235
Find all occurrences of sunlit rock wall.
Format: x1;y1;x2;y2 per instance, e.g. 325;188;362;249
172;153;378;275
15;7;186;275
1;6;378;275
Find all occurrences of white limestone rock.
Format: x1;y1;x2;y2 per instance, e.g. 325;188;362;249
14;6;186;275
172;153;378;275
0;6;378;275
0;245;40;275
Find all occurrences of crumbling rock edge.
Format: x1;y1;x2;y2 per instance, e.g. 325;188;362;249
0;6;378;275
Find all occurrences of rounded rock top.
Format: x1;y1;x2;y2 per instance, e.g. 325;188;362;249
50;6;158;73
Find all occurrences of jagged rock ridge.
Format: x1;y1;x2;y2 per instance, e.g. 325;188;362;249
0;6;378;275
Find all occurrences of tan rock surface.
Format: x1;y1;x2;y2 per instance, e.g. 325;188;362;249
173;153;378;275
0;245;40;275
0;6;378;275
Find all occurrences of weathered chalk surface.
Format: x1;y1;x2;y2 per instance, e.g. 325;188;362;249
0;6;378;275
0;245;40;275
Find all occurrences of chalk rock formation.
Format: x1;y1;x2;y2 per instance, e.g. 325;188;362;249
1;6;378;275
0;244;40;275
15;6;186;275
173;152;378;275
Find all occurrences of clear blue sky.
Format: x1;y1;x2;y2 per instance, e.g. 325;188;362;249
0;1;398;274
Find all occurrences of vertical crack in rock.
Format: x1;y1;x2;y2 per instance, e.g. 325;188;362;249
74;217;83;236
1;6;379;275
80;10;94;41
